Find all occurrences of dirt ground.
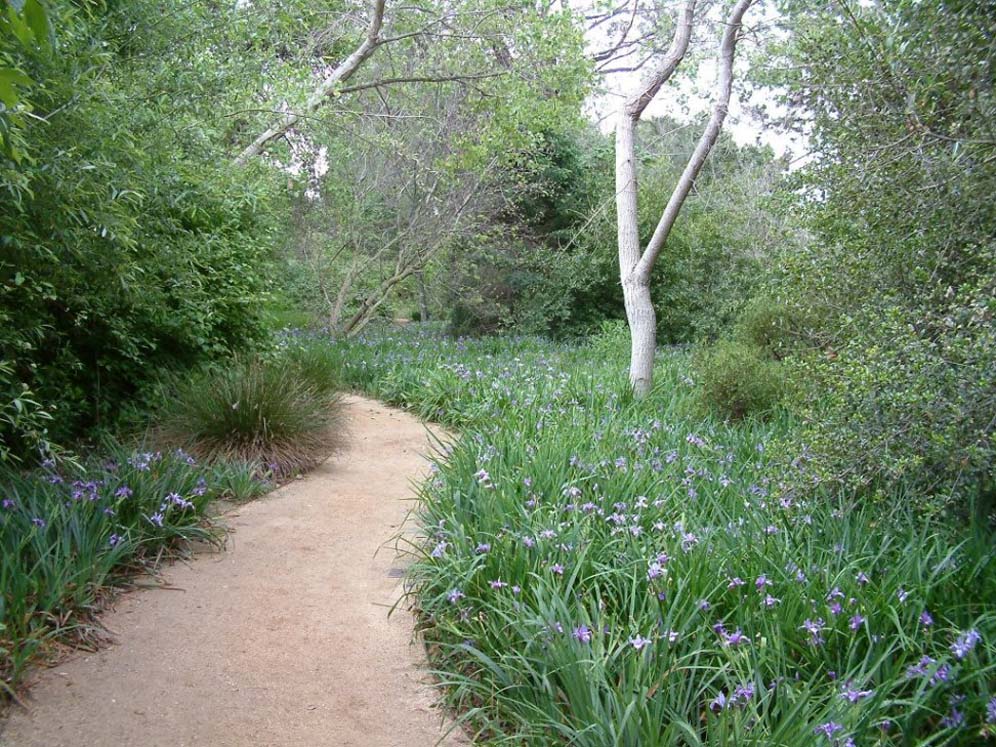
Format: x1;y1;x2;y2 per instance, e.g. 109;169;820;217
1;396;466;747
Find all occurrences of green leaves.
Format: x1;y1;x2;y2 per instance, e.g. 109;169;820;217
3;0;52;52
0;66;31;107
1;0;289;451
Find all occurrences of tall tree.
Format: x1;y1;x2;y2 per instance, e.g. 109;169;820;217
615;0;757;396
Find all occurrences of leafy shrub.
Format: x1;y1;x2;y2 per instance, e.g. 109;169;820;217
159;355;344;477
0;361;54;468
210;460;272;503
447;300;503;338
584;318;627;352
795;306;995;519
694;339;785;420
759;1;996;514
0;1;287;454
736;296;815;360
0;443;249;694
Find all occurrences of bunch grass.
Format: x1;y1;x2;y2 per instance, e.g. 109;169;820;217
159;350;345;478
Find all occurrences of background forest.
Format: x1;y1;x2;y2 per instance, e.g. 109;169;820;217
1;0;993;742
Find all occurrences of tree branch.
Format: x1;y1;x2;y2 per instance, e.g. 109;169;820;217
636;0;757;277
234;0;387;165
623;0;697;120
337;71;506;95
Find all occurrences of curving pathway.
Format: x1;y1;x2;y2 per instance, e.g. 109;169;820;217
1;396;465;747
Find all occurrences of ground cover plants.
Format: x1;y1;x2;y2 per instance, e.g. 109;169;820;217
0;444;260;696
0;337;345;699
328;324;995;746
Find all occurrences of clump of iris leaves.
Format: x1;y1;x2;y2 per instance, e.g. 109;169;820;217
0;446;264;696
0;339;347;697
326;324;994;747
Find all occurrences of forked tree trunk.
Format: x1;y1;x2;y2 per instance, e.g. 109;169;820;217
614;0;756;397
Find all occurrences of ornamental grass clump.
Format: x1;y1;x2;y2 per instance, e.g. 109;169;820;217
161;355;344;478
277;337;345;396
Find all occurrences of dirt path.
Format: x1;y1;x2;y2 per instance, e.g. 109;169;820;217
1;396;466;747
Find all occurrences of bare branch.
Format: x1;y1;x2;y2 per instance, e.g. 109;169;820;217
337;71;506;95
591;0;639;62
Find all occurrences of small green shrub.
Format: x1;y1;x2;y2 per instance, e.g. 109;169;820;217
209;460;271;503
735;296;815;360
694;339;785;420
447;301;502;338
584;319;630;364
160;356;344;477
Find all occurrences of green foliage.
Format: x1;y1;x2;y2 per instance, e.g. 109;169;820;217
694;339;786;421
0;443;260;694
1;1;290;453
158;351;344;478
635;121;791;344
324;324;996;745
210;460;272;504
0;0;51;183
794;308;995;517
735;296;815;361
447;300;501;338
276;337;346;396
0;360;52;467
696;336;784;422
583;319;630;364
432;119;790;342
759;0;996;512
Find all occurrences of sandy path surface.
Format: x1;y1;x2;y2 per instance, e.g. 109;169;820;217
1;396;465;747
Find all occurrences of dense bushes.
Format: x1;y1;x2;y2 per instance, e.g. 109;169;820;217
757;0;996;515
0;3;351;697
0;1;287;454
796;308;995;516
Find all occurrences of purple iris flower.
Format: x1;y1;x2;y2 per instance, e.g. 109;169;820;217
950;629;981;660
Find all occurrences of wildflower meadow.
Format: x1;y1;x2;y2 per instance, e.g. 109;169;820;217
326;324;995;746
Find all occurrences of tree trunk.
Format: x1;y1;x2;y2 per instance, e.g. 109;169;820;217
612;0;755;397
417;271;430;321
623;274;656;398
615;113;655;397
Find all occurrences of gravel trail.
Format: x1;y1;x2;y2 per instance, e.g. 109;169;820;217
1;396;464;747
